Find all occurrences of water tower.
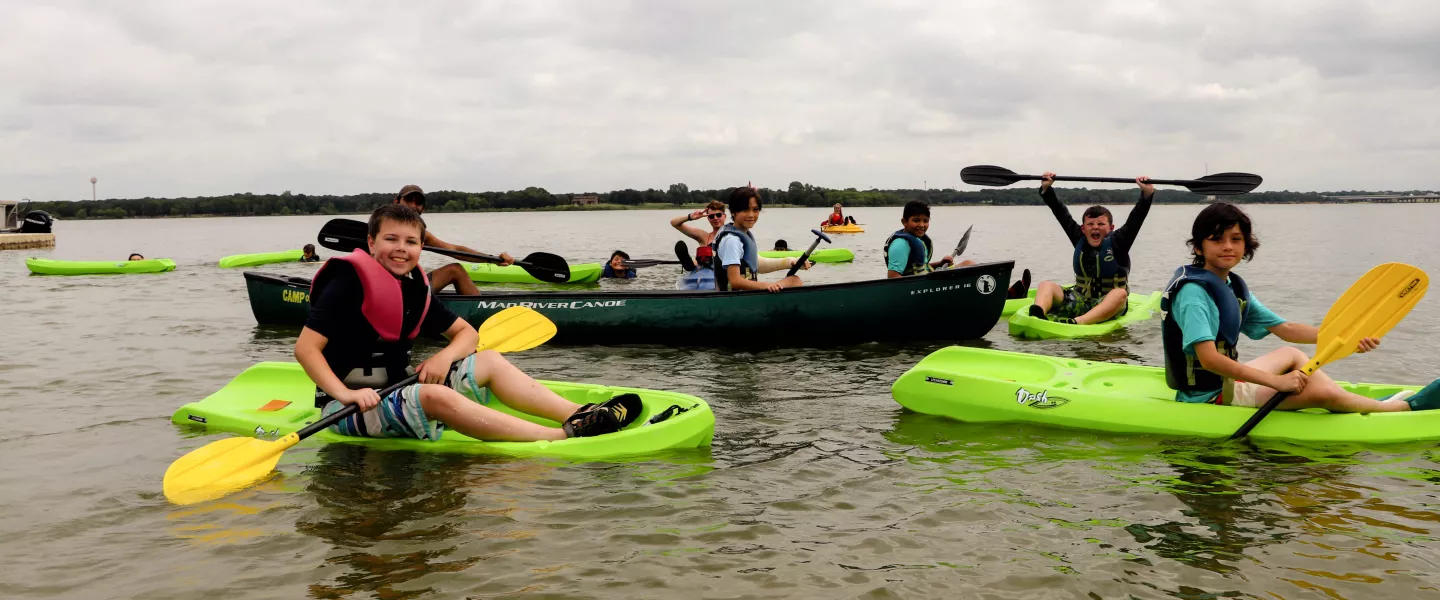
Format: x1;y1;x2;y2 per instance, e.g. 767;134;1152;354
90;177;97;201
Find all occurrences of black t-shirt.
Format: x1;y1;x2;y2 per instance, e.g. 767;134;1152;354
304;262;461;382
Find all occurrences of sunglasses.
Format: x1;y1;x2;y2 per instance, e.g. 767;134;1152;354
707;213;726;219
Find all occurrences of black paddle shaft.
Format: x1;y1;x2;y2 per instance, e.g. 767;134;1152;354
294;372;421;440
960;165;1262;196
1229;390;1293;439
317;218;571;283
787;229;832;278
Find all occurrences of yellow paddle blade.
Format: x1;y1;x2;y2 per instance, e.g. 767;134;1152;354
1307;262;1428;373
477;306;557;353
163;433;300;505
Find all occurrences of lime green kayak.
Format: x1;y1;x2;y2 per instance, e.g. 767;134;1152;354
26;257;176;275
1002;289;1037;317
1007;291;1163;339
758;248;855;263
466;262;602;284
891;346;1435;443
172;362;714;457
218;249;303;268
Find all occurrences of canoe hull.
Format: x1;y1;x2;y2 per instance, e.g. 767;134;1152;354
891;346;1437;444
172;362;714;458
245;261;1014;346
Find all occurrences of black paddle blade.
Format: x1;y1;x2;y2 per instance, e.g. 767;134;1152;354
960;165;1026;187
674;240;697;272
317;218;370;252
517;252;571;283
1184;172;1262;196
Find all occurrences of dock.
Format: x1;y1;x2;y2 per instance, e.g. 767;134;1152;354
0;232;56;250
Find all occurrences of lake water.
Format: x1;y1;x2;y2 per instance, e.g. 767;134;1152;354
3;204;1440;598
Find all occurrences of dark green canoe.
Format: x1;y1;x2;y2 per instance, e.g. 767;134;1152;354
243;261;1013;346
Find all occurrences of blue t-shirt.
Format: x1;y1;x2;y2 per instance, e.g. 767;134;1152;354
717;235;745;270
886;238;914;274
1171;282;1286;403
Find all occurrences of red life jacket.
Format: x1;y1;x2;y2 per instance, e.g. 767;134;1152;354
827;213;844;225
310;249;430;341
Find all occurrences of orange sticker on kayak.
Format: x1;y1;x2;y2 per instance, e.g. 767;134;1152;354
257;400;291;412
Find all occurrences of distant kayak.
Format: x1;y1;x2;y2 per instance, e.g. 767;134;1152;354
172;362;715;458
891;346;1436;444
218;249;303;269
1006;291;1163;339
466;262;602;284
26;257;176;275
820;224;864;234
759;248;855;263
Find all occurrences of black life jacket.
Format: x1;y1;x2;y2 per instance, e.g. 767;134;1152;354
883;231;933;276
1161;265;1250;393
1072;235;1128;300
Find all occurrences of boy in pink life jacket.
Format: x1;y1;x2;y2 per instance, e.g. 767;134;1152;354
294;204;639;442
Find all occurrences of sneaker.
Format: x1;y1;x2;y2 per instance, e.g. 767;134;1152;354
1380;390;1416;404
563;393;643;437
1028;305;1046;319
1403;379;1440;411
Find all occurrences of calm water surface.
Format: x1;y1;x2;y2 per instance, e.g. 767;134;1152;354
3;204;1440;598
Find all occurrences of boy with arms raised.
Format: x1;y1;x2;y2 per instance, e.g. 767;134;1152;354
394;185;515;295
1163;202;1439;412
296;204;638;442
1029;173;1154;324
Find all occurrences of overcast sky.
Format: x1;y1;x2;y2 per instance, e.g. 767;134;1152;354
2;0;1437;200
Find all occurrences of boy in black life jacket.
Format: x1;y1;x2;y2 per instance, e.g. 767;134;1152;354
295;204;639;443
884;201;972;278
393;185;515;296
1162;202;1439;412
1030;172;1154;324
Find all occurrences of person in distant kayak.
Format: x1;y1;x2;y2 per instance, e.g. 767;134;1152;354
821;204;857;227
772;240;788;252
715;185;810;292
601;250;637;279
127;253;144;261
884;201;972;278
300;243;321;263
670;200;728;264
1162;202;1440;412
394;184;514;296
1029;172;1154;325
295;203;640;443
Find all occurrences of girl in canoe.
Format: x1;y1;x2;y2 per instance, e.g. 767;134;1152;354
1162;202;1439;412
715;185;809;292
1030;173;1154;325
295;204;640;442
394;185;515;296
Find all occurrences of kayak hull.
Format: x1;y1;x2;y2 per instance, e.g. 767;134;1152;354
820;224;864;234
1006;291;1163;339
1001;289;1038;317
26;257;176;275
172;362;714;458
891;346;1436;444
758;248;855;263
244;261;1014;346
466;262;603;284
218;249;303;269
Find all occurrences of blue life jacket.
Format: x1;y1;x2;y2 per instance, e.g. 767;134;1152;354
1072;236;1128;300
677;267;717;290
883;230;933;276
712;224;759;291
1161;265;1251;393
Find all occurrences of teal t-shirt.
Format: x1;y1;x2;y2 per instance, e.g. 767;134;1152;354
886;238;921;274
1171;281;1286;403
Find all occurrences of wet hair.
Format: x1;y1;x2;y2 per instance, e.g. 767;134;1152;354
397;191;425;207
727;186;761;214
127;253;144;260
902;200;930;220
1082;205;1113;225
773;239;788;251
610;249;630;261
1187;202;1260;267
303;243;315;254
368;203;427;240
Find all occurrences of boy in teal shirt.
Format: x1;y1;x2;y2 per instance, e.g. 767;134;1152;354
884;201;971;278
1162;202;1438;411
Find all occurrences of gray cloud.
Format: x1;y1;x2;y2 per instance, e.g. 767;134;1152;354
1;0;1437;200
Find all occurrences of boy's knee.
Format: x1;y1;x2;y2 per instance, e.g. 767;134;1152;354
1280;346;1309;364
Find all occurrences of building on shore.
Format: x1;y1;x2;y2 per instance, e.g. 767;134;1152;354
572;195;600;206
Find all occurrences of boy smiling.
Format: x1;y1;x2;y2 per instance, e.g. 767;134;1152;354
1030;172;1154;324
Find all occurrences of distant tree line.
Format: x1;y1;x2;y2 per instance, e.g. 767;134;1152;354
19;182;1433;220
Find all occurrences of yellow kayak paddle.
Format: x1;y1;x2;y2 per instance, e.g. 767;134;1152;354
1231;262;1428;439
163;306;557;505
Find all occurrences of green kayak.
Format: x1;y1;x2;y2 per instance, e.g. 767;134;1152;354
466;262;603;284
1007;291;1163;339
758;248;855;263
172;362;715;457
891;346;1436;444
1002;289;1037;317
26;257;176;275
218;249;303;269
